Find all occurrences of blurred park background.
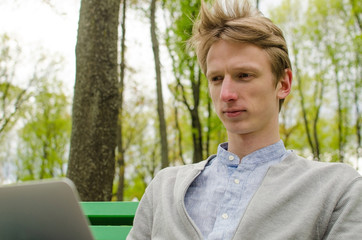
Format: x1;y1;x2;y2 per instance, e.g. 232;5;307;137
0;0;361;201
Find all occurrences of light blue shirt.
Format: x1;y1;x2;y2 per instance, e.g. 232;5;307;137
184;140;290;239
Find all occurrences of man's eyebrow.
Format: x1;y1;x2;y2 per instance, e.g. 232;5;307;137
232;64;261;72
206;64;261;78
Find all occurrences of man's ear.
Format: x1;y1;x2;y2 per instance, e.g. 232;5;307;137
277;68;292;100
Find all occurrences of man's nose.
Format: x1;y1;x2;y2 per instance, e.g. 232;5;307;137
220;76;238;102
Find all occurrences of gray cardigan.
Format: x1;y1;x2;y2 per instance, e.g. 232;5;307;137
127;152;362;239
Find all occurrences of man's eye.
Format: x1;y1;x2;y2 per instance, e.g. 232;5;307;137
239;73;250;78
211;76;223;81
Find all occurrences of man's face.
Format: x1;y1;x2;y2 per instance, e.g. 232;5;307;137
206;40;289;138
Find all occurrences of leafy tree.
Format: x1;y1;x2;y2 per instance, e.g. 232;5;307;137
338;0;362;167
119;81;159;200
114;77;158;200
16;76;71;181
270;0;361;165
163;0;207;163
67;0;121;201
0;34;32;139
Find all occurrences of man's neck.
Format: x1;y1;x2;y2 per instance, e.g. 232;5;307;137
227;131;281;160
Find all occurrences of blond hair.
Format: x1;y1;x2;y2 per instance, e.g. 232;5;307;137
189;0;291;86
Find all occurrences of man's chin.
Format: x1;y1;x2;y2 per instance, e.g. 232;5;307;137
225;126;254;136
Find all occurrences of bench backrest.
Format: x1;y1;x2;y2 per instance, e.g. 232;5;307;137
81;201;139;240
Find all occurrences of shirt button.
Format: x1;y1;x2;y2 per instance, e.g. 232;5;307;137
228;155;234;161
234;179;240;184
222;213;229;219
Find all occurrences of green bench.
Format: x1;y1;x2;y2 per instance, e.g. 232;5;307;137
80;201;139;240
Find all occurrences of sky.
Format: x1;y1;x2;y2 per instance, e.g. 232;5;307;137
0;0;80;93
0;0;281;96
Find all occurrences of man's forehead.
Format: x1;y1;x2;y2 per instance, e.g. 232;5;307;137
206;40;271;75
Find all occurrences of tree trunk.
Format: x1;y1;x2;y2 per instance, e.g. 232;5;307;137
150;0;169;169
116;0;127;201
67;0;120;201
292;43;320;161
174;101;186;165
312;76;324;161
327;46;345;163
191;108;203;163
335;72;345;163
293;43;317;159
190;67;203;163
206;94;212;157
353;51;361;170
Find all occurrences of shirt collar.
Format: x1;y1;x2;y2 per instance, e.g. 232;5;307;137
216;140;287;167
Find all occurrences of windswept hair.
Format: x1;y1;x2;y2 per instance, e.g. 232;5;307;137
189;0;291;84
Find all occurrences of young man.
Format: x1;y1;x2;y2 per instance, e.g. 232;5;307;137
128;0;362;239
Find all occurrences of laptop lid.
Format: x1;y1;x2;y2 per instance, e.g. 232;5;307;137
0;178;95;240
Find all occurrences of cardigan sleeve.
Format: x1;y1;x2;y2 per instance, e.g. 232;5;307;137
323;177;362;239
126;187;153;240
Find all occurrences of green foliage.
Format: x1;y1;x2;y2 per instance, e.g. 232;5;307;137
0;34;29;140
16;68;71;181
116;78;161;199
163;0;219;164
270;0;361;164
123;173;147;201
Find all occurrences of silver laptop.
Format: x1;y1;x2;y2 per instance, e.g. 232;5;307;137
0;178;95;240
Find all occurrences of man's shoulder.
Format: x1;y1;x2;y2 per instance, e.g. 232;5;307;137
148;156;214;187
274;152;361;183
154;158;211;180
143;157;214;200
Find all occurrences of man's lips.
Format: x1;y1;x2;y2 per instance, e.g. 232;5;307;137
223;109;246;117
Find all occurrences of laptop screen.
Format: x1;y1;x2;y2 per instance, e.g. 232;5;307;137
0;178;95;240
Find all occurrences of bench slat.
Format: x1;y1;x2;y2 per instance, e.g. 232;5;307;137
81;201;139;225
89;226;132;240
